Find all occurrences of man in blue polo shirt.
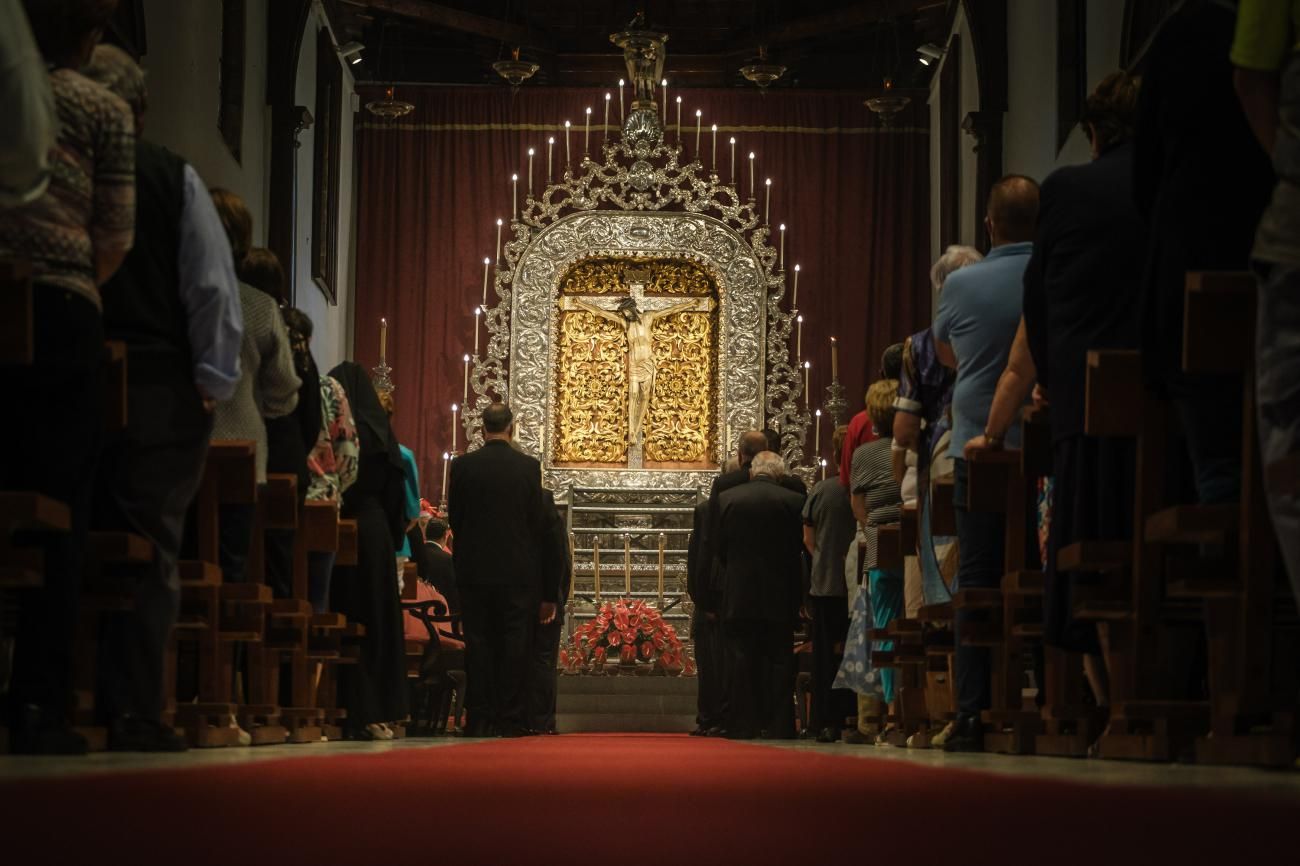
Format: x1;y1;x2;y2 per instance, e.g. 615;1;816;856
932;174;1040;751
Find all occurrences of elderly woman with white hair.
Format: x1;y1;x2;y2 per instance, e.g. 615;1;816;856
892;245;982;614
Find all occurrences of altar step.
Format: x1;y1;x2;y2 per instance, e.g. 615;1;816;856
555;674;698;733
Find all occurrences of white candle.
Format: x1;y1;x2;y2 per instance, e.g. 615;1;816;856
661;79;667;122
379;317;387;364
547;136;554;181
796;314;803;360
729;137;736;184
695;109;702;156
618;79;625;121
765;177;772;223
793;264;800;310
462;352;470;404
473;306;481;354
820;458;827;481
441;451;449;504
711;124;718;172
814;408;821;457
451;404;459;453
779;224;786;270
831;335;839;380
584;107;591;157
748;152;755;199
564;120;570;166
482;257;491;306
495;218;502;264
527;149;534;195
604;93;611;141
675;96;681;144
511;173;518;217
804;361;811;411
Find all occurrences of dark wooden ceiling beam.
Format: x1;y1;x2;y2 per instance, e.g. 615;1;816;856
765;0;946;48
360;0;556;52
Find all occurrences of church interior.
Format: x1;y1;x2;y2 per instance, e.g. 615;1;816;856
2;0;1300;862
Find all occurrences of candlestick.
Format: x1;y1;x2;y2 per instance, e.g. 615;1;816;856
729;137;736;184
379;317;387;365
564;120;570;166
711;124;717;172
584;107;591;157
481;257;491;306
675;96;681;145
803;361;811;411
779;224;786;270
661;78;667;122
796;314;804;360
748;152;755;199
603;93;610;141
462;353;470;404
547;136;554;181
618;79;625;121
441;451;449;506
695;109;702;157
831;335;839;380
511;173;518;218
527;149;534;195
814;408;821;459
451;403;459;452
765;178;772;223
793;264;800;310
495;218;502;264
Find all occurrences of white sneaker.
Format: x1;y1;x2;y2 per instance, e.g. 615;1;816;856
228;715;252;746
366;723;394;741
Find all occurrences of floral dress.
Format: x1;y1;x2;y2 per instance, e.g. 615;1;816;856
306;375;360;502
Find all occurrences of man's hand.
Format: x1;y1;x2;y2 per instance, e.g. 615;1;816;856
1032;384;1050;409
539;602;557;625
197;384;216;414
963;434;1003;460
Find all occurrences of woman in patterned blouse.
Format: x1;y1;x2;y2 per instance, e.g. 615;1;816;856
304;357;360;613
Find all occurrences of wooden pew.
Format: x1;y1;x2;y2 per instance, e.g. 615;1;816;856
1077;349;1210;761
1181;272;1298;768
174;440;266;747
964;443;1043;755
311;518;360;740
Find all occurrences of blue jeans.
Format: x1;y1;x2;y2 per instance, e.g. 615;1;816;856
1257;261;1300;605
951;458;1005;715
919;493;953;604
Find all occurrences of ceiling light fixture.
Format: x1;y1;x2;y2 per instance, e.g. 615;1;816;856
740;45;786;92
916;43;945;66
338;41;364;65
493;46;539;90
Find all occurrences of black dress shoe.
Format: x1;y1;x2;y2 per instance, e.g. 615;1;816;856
815;727;841;743
497;725;534;738
942;713;984;753
9;704;87;756
724;728;756;740
463;721;494;738
109;716;188;752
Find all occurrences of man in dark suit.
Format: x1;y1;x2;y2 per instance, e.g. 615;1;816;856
717;451;806;739
415;518;458;612
448;403;556;737
687;499;724;735
527;490;571;734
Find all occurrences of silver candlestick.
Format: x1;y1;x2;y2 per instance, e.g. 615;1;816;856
823;377;847;429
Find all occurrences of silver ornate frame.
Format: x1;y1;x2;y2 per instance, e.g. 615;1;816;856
464;103;811;496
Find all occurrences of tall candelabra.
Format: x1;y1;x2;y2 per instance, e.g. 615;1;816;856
823;377;847;428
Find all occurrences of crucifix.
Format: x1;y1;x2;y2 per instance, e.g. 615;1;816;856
561;268;714;467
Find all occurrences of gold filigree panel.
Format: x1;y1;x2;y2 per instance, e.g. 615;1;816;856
559;256;713;297
644;312;714;462
554;312;628;463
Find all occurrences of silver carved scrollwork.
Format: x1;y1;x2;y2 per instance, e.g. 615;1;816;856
463;28;811;495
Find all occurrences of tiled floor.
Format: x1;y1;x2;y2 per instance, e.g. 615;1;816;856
3;735;1299;797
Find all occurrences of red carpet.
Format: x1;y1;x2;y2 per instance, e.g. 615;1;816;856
2;735;1295;865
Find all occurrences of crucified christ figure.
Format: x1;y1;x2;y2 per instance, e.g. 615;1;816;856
570;295;697;447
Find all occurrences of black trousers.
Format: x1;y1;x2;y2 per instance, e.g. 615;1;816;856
94;375;210;722
809;595;854;731
264;528;295;599
691;611;726;729
459;583;537;732
1;289;104;717
724;619;796;737
527;614;563;732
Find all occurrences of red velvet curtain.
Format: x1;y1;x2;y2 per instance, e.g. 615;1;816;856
353;85;930;494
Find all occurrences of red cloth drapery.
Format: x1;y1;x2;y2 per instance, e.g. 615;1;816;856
353;85;930;495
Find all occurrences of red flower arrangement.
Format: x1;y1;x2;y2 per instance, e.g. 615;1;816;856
561;599;695;676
